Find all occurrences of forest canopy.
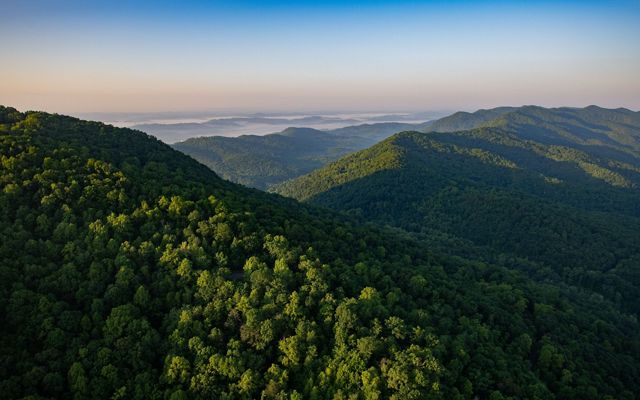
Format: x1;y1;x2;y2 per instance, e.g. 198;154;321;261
274;106;640;316
1;106;639;399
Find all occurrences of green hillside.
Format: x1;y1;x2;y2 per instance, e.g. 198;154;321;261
2;106;639;399
485;106;640;156
172;123;420;190
274;107;640;315
173;105;640;192
426;105;640;156
421;106;517;132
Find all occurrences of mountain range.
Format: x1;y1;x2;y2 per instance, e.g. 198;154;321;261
274;106;640;315
173;122;425;189
175;105;640;193
2;105;639;398
131;114;437;143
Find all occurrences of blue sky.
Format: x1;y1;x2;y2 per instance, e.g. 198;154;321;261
1;0;639;113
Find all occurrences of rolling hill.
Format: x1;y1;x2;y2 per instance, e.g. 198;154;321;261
173;122;422;189
133;115;363;143
2;105;639;399
274;106;640;315
421;106;517;132
175;105;640;192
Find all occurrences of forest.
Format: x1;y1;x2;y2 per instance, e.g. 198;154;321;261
275;107;640;317
1;106;639;399
172;123;423;190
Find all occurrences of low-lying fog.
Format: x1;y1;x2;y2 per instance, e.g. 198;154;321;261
77;111;447;143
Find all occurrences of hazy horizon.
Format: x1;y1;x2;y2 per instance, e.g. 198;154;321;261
66;104;638;144
2;0;639;114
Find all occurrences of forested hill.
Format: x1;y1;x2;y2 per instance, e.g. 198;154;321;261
424;105;640;154
420;106;517;132
172;122;421;190
487;106;640;156
274;106;640;315
1;106;639;399
172;105;640;192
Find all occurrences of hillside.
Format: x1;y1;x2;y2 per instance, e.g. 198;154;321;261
173;122;421;189
421;106;517;132
2;106;639;399
274;107;640;315
426;105;640;154
173;105;640;192
486;106;640;156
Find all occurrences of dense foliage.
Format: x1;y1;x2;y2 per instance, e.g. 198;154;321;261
274;107;640;315
175;105;640;192
1;107;639;399
172;124;420;190
421;107;517;133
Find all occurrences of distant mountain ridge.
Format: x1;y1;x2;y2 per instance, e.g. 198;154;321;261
427;105;640;150
421;106;517;132
173;105;639;191
132;114;421;142
133;115;362;142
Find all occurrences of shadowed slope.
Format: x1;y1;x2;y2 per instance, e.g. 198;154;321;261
274;118;640;314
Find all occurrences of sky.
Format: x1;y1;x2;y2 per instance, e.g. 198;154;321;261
1;0;639;114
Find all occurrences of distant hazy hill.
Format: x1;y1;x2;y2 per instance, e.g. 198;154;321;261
274;106;640;314
173;122;423;189
133;115;363;142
